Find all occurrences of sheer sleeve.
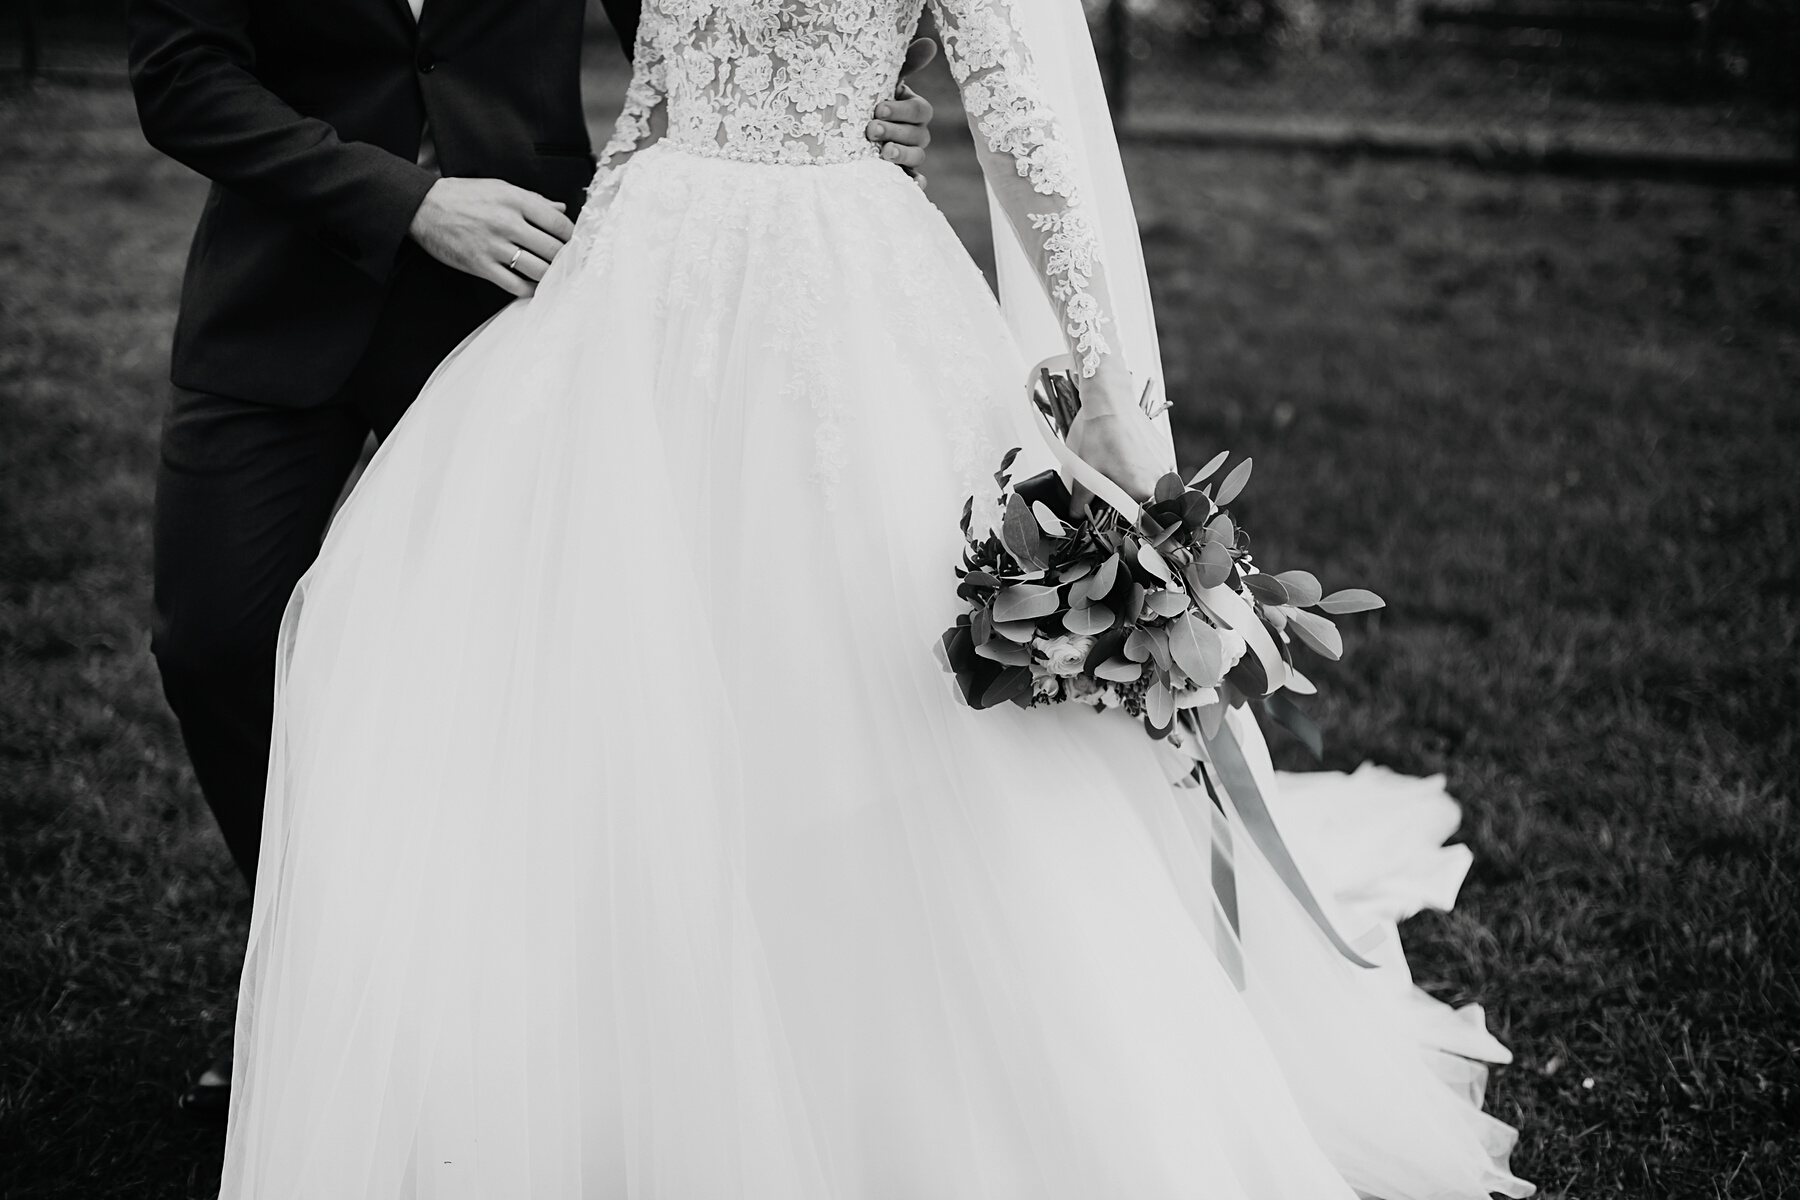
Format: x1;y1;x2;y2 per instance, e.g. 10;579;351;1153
928;0;1116;379
598;7;669;169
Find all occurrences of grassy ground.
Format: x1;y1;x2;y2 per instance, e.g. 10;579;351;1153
3;50;1798;1199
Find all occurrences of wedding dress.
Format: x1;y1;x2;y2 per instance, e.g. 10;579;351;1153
220;0;1535;1194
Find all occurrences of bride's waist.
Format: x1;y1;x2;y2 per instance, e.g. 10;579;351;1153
661;115;886;167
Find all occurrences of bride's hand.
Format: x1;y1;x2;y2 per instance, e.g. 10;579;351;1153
1066;368;1172;504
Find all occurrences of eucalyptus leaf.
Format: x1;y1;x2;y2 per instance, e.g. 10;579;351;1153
1215;458;1254;506
1031;500;1070;538
993;583;1060;623
1245;573;1290;606
1318;588;1386;614
1144;625;1173;672
1188;450;1229;487
971;606;994;647
1124;582;1146;624
1194;540;1233;589
1095;656;1144;683
1123;628;1154;663
964;569;1000;589
1137;541;1174;583
1179;491;1213;529
1204;513;1235;548
1167;613;1226;688
1145;589;1191;618
1153;472;1185;505
1273;570;1322;608
1147;680;1175;731
1063;604;1116;635
994;618;1038;644
1090;552;1120;601
1056;560;1093;584
975;637;1031;666
1000;494;1043;568
1285;608;1344;660
979;665;1033;710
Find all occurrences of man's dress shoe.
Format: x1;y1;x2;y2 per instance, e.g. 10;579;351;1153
178;1056;232;1125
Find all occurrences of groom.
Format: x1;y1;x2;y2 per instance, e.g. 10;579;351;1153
128;0;936;1120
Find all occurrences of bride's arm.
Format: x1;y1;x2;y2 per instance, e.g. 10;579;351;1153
927;0;1169;500
597;10;670;171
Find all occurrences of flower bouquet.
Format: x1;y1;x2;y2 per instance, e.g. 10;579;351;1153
938;364;1388;978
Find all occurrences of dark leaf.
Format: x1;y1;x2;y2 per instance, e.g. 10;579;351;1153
1263;691;1324;760
1244;573;1290;606
971;606;994;647
1227;649;1270;698
1123;582;1147;623
975;637;1031;666
1013;469;1074;515
1153;472;1185;505
978;665;1034;709
1084;628;1128;672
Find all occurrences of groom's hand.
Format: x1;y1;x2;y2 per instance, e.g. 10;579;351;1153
866;38;936;185
408;177;576;299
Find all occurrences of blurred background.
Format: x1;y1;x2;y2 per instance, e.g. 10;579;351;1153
2;0;1796;1196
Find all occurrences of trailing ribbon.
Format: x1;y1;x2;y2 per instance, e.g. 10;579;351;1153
1024;371;1372;976
1200;716;1378;970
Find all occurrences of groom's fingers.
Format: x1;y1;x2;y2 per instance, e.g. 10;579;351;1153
510;221;568;267
508;247;551;284
518;193;576;244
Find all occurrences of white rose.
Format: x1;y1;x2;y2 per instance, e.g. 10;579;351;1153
1219;626;1247;672
1066;674;1103;705
1037;633;1095;677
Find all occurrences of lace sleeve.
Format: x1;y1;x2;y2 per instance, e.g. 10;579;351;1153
598;6;669;169
928;0;1114;378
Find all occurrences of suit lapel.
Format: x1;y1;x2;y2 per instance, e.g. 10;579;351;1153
384;0;420;32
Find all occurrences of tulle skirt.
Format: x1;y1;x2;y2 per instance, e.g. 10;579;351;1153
222;143;1533;1200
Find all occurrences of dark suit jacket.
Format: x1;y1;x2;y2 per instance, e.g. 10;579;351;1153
129;0;640;407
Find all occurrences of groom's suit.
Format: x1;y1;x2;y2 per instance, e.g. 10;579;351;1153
130;0;638;883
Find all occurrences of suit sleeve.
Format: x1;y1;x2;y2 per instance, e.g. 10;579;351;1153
128;0;439;281
596;0;642;59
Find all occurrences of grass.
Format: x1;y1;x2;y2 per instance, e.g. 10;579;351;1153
3;48;1798;1199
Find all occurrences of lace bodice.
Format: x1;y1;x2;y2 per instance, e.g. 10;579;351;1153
600;0;1117;378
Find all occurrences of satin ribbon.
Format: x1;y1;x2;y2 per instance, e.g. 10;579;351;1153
1027;393;1372;974
1200;716;1378;970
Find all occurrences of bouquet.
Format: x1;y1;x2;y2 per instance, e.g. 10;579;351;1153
938;365;1388;979
939;368;1384;758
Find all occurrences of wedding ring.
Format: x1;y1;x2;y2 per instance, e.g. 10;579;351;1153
507;247;523;272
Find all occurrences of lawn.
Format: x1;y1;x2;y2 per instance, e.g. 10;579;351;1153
3;43;1798;1199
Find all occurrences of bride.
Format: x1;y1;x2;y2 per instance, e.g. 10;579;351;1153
220;0;1535;1195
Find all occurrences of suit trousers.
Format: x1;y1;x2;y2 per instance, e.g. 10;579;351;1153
153;246;508;885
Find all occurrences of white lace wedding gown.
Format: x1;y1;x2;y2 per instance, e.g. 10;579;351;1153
220;0;1534;1195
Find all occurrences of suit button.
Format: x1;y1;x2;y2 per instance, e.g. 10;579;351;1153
416;49;436;73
